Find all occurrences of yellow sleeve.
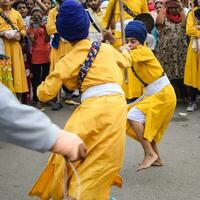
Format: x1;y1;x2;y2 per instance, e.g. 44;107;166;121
46;8;57;35
186;10;200;37
131;45;154;63
16;11;26;36
101;0;116;29
112;47;132;68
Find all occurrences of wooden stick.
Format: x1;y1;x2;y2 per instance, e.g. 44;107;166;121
118;0;128;83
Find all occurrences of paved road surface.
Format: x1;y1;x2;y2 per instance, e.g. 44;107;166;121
0;102;200;200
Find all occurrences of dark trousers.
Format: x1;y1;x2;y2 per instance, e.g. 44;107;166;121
171;79;188;99
31;63;50;102
187;86;198;102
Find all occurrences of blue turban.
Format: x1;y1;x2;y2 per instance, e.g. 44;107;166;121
125;20;147;45
56;0;90;42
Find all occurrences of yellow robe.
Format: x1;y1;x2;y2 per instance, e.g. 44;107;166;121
46;7;73;72
102;0;149;99
184;8;200;90
29;39;131;200
126;45;177;143
0;8;28;93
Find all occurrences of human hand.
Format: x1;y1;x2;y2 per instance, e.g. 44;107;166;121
119;44;131;52
102;29;115;44
13;32;21;41
51;130;87;161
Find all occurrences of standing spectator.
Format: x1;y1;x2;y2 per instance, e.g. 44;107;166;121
46;0;73;110
41;0;52;21
0;0;28;98
27;8;50;106
86;0;104;42
25;0;47;16
184;0;200;111
15;0;32;104
156;0;188;102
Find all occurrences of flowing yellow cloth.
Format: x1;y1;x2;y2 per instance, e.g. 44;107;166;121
184;9;200;90
29;40;130;200
126;45;177;143
102;0;149;99
0;9;28;93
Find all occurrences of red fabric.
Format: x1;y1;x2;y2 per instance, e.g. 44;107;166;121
165;10;182;23
148;2;155;12
30;27;50;64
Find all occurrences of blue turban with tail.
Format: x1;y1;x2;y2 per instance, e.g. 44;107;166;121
125;20;147;45
56;0;90;42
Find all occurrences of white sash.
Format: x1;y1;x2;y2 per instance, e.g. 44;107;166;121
130;75;170;104
81;83;124;102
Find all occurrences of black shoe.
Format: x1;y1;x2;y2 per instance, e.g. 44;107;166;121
51;102;63;111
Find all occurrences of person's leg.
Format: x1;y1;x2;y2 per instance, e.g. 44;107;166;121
41;63;50;81
151;141;163;166
176;79;188;101
186;86;198;112
129;120;158;171
30;64;41;103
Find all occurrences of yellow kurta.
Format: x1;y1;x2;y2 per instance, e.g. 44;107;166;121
0;8;28;93
126;45;177;143
46;7;73;72
102;0;149;99
88;8;104;33
184;8;200;90
88;8;104;41
29;39;131;200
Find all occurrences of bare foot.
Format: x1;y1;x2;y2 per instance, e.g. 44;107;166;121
136;153;158;171
151;159;163;167
138;159;163;167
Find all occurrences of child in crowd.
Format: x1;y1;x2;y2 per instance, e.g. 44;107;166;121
14;0;30;27
123;20;176;171
28;8;50;105
41;0;52;23
25;0;47;16
15;0;32;104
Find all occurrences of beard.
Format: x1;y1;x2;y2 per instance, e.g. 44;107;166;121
90;3;99;11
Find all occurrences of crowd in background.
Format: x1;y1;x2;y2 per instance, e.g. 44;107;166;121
0;0;200;112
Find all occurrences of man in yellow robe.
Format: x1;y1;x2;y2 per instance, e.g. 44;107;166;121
86;0;104;41
101;0;149;100
29;1;131;199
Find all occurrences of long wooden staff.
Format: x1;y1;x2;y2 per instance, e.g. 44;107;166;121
118;0;128;83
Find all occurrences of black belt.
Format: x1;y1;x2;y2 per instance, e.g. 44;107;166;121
131;67;165;87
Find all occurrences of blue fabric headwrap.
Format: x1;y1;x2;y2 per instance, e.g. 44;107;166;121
125;20;147;45
56;0;90;42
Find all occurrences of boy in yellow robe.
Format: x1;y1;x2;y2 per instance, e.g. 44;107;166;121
101;0;149;100
122;21;176;171
29;1;131;199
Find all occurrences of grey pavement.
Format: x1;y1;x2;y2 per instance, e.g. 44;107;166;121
0;102;200;200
